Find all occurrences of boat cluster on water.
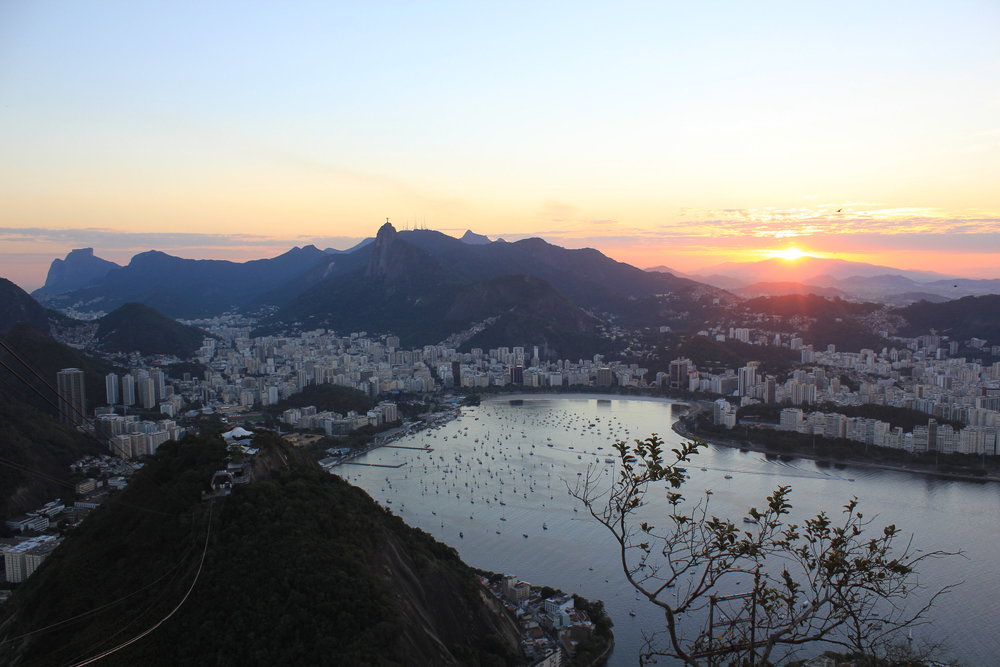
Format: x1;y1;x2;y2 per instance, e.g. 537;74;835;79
335;401;657;538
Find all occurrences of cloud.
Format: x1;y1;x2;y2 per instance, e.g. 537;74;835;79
656;207;1000;241
0;227;366;252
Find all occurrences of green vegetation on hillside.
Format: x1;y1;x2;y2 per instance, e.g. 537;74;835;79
95;303;209;357
676;336;798;375
897;295;1000;343
267;383;376;418
0;433;520;666
0;322;118;417
0;391;101;518
739;295;889;351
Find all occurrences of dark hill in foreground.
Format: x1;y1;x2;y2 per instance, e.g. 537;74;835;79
0;434;521;666
0;391;101;518
0;278;72;335
0;323;118;418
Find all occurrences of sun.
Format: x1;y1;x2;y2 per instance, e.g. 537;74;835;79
772;246;810;262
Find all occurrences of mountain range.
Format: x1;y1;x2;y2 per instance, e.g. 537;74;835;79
268;221;723;349
33;248;121;296
649;256;1000;305
30;223;725;355
8;225;1000;362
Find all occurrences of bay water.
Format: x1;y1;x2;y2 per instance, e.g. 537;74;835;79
335;395;999;665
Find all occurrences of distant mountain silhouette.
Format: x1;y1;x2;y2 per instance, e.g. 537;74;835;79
29;224;729;342
392;229;719;316
696;256;949;287
644;264;689;278
691;257;1000;303
34;248;120;296
270;224;607;353
266;223;725;348
324;237;374;254
94;303;210;357
459;229;492;245
35;245;333;318
734;281;848;299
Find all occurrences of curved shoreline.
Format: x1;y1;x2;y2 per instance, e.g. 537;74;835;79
471;390;999;484
481;392;687;406
671;401;1000;485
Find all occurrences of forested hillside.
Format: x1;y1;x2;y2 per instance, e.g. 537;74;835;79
0;433;520;666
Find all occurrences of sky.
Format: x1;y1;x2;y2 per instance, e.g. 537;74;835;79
2;1;999;290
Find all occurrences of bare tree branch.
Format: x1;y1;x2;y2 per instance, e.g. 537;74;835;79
570;435;959;666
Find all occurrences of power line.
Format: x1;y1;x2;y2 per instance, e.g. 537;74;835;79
0;542;196;647
0;342;100;432
69;502;214;666
0;339;197;516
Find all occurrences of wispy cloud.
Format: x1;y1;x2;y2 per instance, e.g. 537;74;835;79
661;206;1000;240
0;227;366;252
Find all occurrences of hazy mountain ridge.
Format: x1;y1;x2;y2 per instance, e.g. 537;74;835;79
697;256;949;284
683;256;1000;304
26;229;1000;351
34;246;333;318
733;281;849;299
18;224;734;352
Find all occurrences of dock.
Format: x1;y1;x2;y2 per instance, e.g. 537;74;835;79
382;445;433;451
342;462;406;468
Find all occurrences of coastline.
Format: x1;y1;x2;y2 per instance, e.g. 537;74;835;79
671;401;1000;485
483;392;688;407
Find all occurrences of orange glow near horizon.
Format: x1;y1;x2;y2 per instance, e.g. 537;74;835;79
769;246;811;262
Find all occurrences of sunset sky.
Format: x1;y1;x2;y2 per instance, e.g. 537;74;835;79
2;2;999;289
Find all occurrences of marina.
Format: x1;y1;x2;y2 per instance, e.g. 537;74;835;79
335;395;1000;665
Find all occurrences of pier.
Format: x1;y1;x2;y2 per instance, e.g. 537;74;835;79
382;445;433;451
342;462;406;468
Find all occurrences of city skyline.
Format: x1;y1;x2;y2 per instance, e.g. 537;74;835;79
2;2;999;288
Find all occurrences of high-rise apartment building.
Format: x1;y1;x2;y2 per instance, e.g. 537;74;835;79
668;358;691;390
151;369;166;401
121;374;136;406
137;377;156;409
105;373;119;405
56;368;86;425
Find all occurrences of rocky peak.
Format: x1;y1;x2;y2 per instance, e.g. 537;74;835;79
459;230;491;245
366;221;399;277
36;248;121;296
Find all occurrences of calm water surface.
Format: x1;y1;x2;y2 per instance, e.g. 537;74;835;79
335;396;999;665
